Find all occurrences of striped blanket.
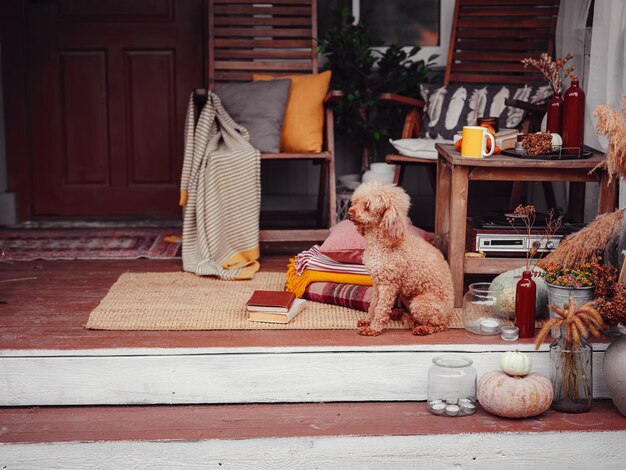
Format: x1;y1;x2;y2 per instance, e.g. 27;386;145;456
286;245;372;297
294;245;369;275
180;92;261;280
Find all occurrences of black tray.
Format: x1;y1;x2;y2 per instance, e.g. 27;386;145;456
501;148;593;160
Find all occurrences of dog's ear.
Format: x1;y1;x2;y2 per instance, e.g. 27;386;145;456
381;205;406;246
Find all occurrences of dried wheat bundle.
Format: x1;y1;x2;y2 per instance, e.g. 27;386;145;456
535;299;605;350
538;209;625;269
521;53;572;95
593;95;626;182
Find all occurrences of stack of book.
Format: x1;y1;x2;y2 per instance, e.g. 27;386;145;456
454;128;519;150
246;290;306;324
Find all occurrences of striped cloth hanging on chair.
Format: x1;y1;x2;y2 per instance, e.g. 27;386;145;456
179;92;261;280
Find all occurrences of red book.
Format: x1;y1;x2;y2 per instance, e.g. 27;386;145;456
246;290;296;313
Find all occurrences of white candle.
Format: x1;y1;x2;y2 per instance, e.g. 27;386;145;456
430;402;446;415
479;318;499;333
460;402;476;415
501;326;519;341
445;404;460;416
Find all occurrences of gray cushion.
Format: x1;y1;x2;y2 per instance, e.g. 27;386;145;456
214;80;291;153
419;83;552;140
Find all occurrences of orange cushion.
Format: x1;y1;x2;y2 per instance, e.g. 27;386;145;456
253;71;331;153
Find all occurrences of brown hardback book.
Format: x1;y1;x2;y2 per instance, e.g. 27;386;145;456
246;290;296;313
249;299;306;324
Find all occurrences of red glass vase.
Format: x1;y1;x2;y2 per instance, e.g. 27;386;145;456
515;270;536;338
546;94;563;135
562;79;585;151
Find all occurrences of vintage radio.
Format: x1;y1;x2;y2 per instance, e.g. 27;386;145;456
466;214;581;257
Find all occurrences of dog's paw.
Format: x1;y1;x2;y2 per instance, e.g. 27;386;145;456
412;325;446;336
358;325;383;336
357;319;371;327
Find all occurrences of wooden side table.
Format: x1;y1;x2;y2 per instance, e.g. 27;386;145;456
434;143;618;307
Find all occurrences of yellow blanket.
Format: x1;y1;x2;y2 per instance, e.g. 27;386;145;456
285;258;372;298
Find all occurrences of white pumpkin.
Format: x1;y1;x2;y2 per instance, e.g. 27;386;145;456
551;133;563;150
500;350;532;376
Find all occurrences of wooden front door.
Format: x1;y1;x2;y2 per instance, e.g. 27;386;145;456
27;0;203;216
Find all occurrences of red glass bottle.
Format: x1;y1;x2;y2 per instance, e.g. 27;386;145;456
562;78;585;151
515;270;536;338
546;94;563;135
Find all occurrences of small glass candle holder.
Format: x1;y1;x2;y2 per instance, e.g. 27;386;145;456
427;355;477;417
462;282;505;335
500;326;520;341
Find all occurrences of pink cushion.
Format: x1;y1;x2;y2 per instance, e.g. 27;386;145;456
319;220;434;265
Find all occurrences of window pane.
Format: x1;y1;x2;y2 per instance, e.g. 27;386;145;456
360;0;440;46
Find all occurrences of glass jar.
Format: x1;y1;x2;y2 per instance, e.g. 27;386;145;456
462;282;504;335
550;327;592;413
427;355;477;417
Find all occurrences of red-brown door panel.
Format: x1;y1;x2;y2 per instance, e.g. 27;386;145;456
28;0;203;216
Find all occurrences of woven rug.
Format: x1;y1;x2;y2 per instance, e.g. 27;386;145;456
87;271;478;330
0;229;181;261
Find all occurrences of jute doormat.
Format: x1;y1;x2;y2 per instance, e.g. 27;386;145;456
86;271;476;331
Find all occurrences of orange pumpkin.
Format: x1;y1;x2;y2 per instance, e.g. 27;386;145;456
477;371;553;418
479;123;497;136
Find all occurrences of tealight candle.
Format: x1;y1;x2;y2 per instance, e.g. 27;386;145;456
501;326;520;341
429;402;446;415
460;401;476;415
479;318;499;334
445;404;460;416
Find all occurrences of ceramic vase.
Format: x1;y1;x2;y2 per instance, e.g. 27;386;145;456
603;324;626;416
362;163;395;185
515;270;536;338
546;94;563;135
562;78;585;151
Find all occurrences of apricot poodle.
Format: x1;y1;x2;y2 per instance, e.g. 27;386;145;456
348;181;453;336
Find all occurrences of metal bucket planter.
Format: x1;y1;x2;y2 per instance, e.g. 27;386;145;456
546;283;595;336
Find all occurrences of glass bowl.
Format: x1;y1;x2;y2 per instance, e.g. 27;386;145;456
462;282;505;335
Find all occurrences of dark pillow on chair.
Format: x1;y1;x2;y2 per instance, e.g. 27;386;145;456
418;83;552;140
214;80;291;153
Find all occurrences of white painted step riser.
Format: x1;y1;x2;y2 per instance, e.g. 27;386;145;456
2;432;626;470
0;349;609;406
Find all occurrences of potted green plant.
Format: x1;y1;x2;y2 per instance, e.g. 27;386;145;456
318;8;437;170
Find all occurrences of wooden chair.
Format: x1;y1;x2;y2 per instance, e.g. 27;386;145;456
386;0;560;208
193;0;337;243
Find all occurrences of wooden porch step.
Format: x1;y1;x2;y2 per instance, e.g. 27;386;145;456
0;335;611;406
1;401;625;468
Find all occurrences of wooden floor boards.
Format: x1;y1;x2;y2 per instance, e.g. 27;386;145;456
0;258;601;351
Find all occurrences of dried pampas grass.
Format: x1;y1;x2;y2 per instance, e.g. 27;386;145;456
593;95;626;182
538;209;625;269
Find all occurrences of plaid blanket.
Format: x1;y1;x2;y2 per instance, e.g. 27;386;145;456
304;282;403;312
